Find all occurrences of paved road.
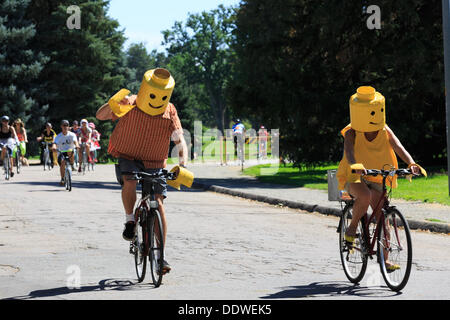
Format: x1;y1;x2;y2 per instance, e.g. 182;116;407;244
1;164;449;299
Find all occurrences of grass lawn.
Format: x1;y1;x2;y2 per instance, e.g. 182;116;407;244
243;163;450;206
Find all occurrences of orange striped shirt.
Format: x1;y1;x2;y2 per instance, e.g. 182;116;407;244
108;103;182;168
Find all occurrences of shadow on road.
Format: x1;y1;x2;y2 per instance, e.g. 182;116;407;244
4;278;156;300
6;180;122;191
260;281;401;299
193;177;299;190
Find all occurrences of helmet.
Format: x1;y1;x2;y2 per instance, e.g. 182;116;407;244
1;115;9;122
61;120;69;126
80;119;88;125
234;118;241;123
88;122;95;129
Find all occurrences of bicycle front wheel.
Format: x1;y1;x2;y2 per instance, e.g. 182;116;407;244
377;208;412;292
65;167;72;191
339;203;368;284
134;208;148;283
149;209;164;287
4;153;11;180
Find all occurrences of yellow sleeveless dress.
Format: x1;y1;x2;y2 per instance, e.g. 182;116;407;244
336;125;398;190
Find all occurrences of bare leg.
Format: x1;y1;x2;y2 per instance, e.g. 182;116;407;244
155;194;167;246
347;182;372;237
121;175;137;215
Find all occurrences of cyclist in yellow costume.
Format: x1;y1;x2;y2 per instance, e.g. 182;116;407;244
37;122;58;167
336;86;426;271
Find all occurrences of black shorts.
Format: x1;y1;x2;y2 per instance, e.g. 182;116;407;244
57;151;74;165
116;158;167;198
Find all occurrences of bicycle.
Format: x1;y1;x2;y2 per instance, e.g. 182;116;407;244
79;142;88;174
15;144;22;174
1;143;12;180
337;168;419;292
61;152;73;192
234;134;245;170
89;150;95;171
126;169;177;287
42;142;52;171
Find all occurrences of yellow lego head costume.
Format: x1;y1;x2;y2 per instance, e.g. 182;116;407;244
349;86;386;132
108;68;175;118
136;68;175;116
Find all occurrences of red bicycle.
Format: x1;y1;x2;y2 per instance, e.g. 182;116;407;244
337;168;420;292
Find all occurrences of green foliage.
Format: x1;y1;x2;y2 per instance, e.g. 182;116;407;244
22;0;127;158
231;0;445;167
0;0;49;131
162;5;238;133
26;0;127;120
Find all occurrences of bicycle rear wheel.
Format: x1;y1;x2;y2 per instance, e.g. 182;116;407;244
377;208;412;292
149;209;164;287
339;203;368;284
134;207;148;282
16;148;21;174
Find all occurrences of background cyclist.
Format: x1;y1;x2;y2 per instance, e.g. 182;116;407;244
77;119;92;172
52;120;79;186
0;115;19;177
37;122;57;167
232;118;245;160
12;118;29;167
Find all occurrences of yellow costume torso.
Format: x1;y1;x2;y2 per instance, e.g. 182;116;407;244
336;125;398;190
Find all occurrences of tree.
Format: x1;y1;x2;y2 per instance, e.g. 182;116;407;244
26;0;126;123
162;5;237;133
0;0;49;131
231;0;445;167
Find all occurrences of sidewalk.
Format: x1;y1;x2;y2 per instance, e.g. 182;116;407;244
187;162;450;234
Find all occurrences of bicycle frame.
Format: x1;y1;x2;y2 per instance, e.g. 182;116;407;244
353;174;397;257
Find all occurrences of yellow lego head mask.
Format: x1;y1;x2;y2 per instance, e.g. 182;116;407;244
349;86;386;132
136;68;175;116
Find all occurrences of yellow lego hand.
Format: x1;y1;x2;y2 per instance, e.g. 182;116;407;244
348;163;366;183
406;163;427;182
108;89;134;118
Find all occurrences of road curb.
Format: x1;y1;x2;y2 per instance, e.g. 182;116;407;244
192;182;450;235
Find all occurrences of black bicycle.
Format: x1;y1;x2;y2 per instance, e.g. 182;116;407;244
1;143;12;180
127;169;177;287
61;152;73;191
15;144;22;174
42;142;53;171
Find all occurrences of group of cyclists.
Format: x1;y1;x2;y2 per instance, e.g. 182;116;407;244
232;118;269;161
1;115;101;184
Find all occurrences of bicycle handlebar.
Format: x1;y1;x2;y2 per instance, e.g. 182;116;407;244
351;168;419;177
127;170;177;181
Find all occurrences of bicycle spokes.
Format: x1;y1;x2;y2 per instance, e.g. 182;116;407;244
378;209;412;292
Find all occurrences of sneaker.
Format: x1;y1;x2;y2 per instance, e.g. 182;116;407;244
160;259;171;274
10;171;14;178
78;166;82;173
122;222;136;241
